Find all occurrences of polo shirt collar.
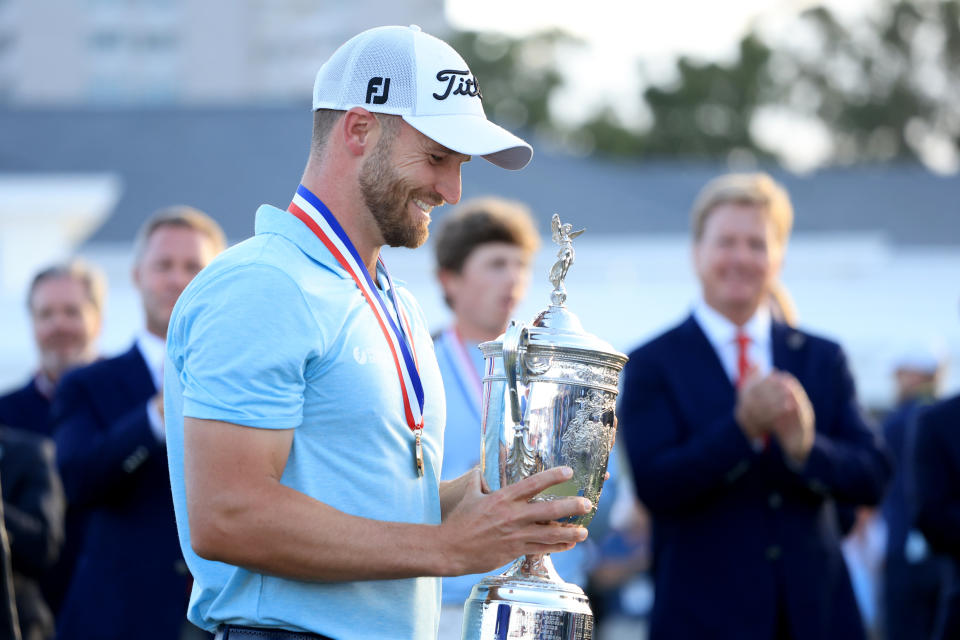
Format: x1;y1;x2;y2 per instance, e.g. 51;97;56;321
254;204;351;280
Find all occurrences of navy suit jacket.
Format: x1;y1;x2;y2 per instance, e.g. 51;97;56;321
619;315;890;640
0;379;52;437
913;394;960;640
51;344;190;640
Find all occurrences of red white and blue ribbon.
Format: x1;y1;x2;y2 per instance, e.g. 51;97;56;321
288;184;425;434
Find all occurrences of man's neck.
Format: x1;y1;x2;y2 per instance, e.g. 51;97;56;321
703;300;758;328
145;325;167;341
454;319;502;344
40;349;96;387
39;366;61;387
302;168;383;276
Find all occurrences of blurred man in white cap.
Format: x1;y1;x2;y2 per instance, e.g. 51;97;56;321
164;25;592;640
881;341;948;640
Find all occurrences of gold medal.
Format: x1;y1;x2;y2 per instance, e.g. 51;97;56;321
414;430;424;477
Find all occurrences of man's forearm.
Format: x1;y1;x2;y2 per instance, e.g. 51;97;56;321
190;480;451;581
185;418;589;583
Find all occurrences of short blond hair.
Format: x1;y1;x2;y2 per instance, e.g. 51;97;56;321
690;173;794;247
133;205;227;264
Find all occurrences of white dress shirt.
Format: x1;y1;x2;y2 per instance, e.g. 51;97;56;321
136;329;166;442
691;298;773;384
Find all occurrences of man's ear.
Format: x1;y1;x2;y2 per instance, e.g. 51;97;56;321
437;268;461;302
131;264;142;291
341;107;378;157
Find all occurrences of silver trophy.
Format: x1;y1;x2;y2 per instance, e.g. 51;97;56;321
461;215;628;640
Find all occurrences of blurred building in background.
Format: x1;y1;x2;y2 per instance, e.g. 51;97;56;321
0;0;446;106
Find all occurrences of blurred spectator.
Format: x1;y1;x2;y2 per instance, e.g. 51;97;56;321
0;261;105;436
51;206;225;640
0;426;65;640
842;506;886;638
429;197;588;638
913;326;960;640
0;261;104;618
881;344;949;640
618;172;891;640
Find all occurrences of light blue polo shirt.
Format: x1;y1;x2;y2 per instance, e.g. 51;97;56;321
165;204;446;639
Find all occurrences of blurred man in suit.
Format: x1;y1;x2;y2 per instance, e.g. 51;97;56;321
618;173;891;640
914;392;960;638
52;207;225;640
0;261;105;436
881;345;949;640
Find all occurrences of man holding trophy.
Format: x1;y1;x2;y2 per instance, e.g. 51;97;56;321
163;25;593;640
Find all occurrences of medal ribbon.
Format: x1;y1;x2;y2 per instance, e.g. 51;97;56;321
442;327;482;424
288;184;425;432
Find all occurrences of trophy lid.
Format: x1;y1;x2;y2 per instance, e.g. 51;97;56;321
524;304;625;363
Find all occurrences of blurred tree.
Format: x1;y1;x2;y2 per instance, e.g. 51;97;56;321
448;29;583;138
775;0;960;167
598;34;777;161
452;0;960;171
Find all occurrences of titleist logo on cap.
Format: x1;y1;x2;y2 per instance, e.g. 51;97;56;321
433;70;482;101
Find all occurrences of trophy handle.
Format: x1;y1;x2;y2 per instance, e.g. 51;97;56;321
502;320;528;425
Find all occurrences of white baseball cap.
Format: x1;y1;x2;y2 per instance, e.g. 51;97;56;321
892;340;948;375
312;25;533;170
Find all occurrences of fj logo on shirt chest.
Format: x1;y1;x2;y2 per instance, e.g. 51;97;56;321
353;346;382;365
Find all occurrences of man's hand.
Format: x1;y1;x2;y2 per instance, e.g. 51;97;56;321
153;391;165;425
734;371;782;440
437;466;591;576
769;373;815;466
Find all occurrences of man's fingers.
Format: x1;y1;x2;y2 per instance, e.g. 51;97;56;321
525;541;579;555
506;466;575;501
525;496;592;523
521;521;589;545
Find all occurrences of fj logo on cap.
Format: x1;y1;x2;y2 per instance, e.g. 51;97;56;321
365;77;391;105
433;69;482;101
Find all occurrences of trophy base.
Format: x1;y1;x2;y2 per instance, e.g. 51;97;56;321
460;558;593;640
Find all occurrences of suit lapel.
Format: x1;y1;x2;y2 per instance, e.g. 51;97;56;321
119;343;157;399
674;315;742;435
771;322;806;380
681;314;736;393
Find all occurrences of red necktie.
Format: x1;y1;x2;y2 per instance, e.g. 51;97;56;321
735;330;751;388
736;330;768;448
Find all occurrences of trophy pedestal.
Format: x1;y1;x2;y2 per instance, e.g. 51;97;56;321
460;555;594;640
